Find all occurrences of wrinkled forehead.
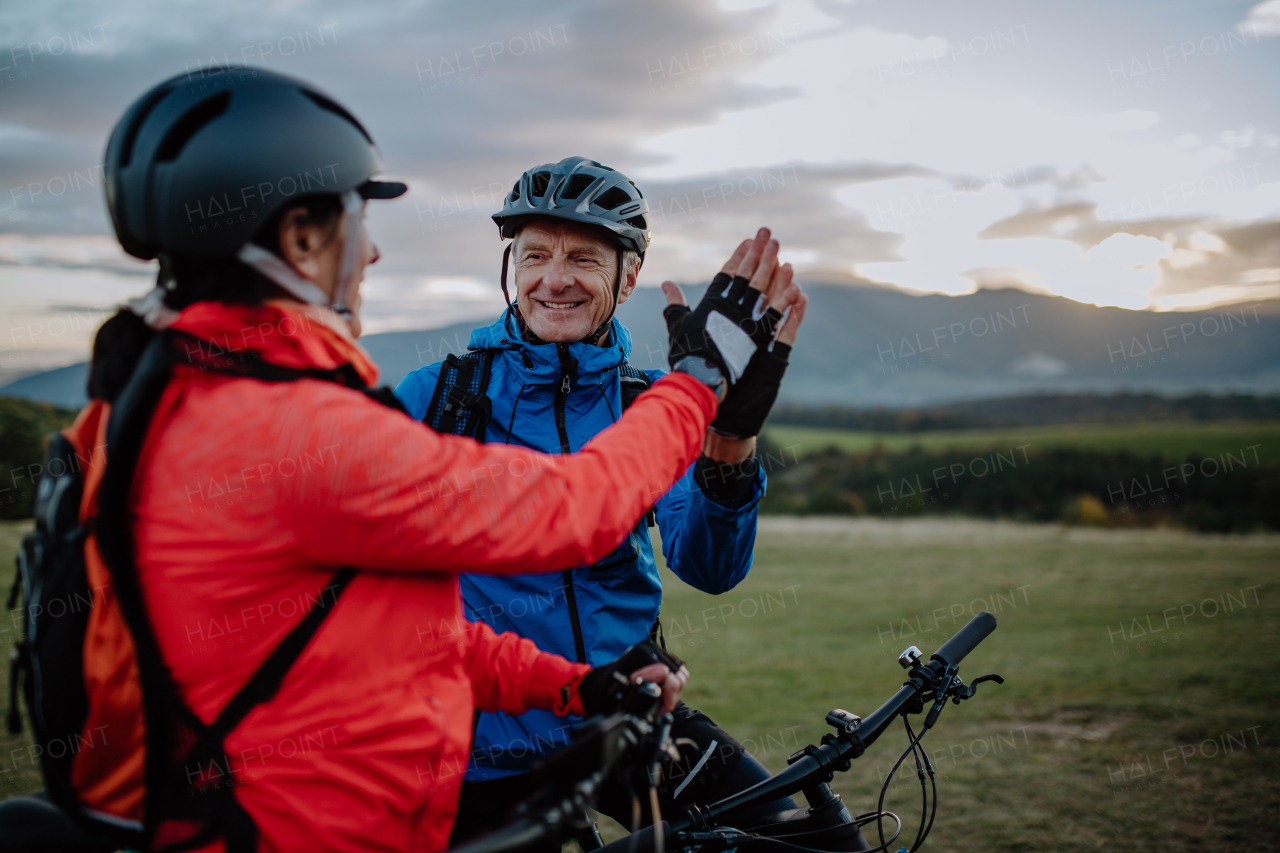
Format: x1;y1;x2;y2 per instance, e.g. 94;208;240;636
514;218;615;257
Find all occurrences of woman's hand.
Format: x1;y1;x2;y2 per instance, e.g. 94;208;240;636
628;662;691;714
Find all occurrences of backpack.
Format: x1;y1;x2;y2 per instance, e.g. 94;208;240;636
6;327;404;852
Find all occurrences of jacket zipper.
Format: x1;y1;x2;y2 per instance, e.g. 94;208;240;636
554;344;588;664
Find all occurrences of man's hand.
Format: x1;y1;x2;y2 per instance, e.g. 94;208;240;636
662;228;796;393
663;229;808;456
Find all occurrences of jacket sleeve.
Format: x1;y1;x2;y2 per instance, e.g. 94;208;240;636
463;620;589;717
394;362;446;422
653;461;764;595
276;373;717;575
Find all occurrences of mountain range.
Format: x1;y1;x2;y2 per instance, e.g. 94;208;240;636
3;284;1277;410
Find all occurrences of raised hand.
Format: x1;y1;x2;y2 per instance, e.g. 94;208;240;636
661;228;793;387
663;228;807;442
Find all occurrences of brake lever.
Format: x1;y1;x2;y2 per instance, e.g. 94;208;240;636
950;673;1004;704
922;664;958;730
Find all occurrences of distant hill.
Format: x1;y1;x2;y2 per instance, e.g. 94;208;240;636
3;284;1278;409
769;392;1280;432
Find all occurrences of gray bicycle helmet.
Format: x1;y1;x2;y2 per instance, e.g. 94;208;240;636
492;156;650;256
105;67;405;317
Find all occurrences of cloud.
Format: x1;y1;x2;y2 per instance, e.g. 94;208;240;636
974;202;1280;308
1237;0;1280;38
1;0;1277;368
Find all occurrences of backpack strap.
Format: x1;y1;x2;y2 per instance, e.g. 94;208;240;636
96;329;396;852
423;350;495;438
173;331;408;414
617;362;652;413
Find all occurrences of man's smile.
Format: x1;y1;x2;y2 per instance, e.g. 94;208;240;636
537;300;585;311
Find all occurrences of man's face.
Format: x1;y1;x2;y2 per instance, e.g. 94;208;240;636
513;219;636;343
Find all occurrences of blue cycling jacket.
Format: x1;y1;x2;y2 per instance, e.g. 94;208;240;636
395;311;763;780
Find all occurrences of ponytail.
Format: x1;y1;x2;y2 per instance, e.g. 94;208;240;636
87;309;155;403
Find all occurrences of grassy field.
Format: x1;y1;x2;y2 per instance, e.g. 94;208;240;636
763;420;1280;461
615;518;1279;851
4;518;1278;851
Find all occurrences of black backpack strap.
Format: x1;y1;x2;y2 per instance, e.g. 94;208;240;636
96;330;374;851
618;362;652;412
423;350;495;438
182;568;355;776
648;616;667;650
96;333;195;847
171;330;407;414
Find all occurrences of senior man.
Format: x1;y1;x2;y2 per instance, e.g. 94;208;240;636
396;157;807;840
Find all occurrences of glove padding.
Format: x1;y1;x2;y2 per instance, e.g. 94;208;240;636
665;273;783;386
710;341;791;439
578;640;686;717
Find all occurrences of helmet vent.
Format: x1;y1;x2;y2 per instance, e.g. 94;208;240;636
559;174;595;201
596;186;631;211
302;89;374;144
530;171;551;197
510;180;521;202
625;215;648;230
155;92;231;162
119;86;174;168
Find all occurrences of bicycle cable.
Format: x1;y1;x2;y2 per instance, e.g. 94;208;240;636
875;712;930;851
902;716;930;853
905;716;939;852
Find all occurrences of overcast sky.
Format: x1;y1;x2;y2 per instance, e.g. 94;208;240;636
1;0;1277;378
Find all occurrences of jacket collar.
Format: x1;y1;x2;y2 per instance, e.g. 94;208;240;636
169;300;380;386
468;309;632;385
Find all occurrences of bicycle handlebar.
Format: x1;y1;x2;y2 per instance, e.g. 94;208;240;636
453;613;1000;853
678;612;999;828
931;610;997;668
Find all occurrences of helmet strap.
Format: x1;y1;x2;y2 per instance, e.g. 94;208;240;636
329;189;366;320
236;189;363;320
500;242;513;309
125;282;179;330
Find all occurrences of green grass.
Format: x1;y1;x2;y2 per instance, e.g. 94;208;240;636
763;420;1280;461
641;518;1280;852
6;518;1278;851
0;522;42;800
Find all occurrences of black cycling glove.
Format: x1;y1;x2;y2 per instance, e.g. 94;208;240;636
710;341;790;439
578;640;686;717
665;273;783;387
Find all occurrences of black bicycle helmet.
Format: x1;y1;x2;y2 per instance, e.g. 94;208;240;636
106;67;405;261
492;156;650;257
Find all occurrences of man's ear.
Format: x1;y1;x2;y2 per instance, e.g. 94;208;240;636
616;257;641;306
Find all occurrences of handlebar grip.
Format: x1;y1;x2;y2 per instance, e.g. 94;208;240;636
931;611;997;668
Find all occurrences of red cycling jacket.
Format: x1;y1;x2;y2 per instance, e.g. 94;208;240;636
69;300;716;852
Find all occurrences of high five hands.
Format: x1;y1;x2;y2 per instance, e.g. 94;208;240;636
662;228;808;462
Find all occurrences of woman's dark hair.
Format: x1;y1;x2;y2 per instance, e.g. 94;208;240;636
88;194;344;402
